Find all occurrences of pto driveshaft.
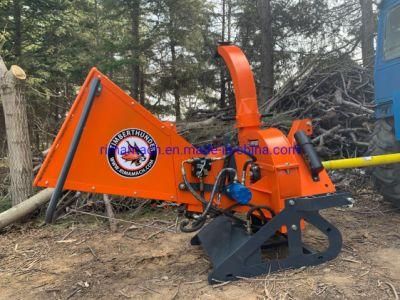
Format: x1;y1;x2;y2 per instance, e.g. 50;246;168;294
323;153;400;170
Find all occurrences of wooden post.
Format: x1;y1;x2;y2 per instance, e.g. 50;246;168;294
0;58;33;206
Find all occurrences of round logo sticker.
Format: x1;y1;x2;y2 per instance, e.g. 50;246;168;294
107;129;158;178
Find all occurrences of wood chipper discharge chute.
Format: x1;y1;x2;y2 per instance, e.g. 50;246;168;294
35;44;356;284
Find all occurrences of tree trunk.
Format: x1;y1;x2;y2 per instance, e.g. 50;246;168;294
139;67;145;105
0;59;33;206
227;0;232;41
170;42;181;121
0;106;6;157
13;0;22;61
258;0;274;107
360;0;375;71
219;0;226;108
130;0;141;100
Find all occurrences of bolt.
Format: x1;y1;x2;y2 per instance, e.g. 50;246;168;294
170;195;174;199
345;197;355;208
91;186;95;190
178;183;186;190
133;191;137;195
291;224;298;231
288;199;295;206
45;180;49;185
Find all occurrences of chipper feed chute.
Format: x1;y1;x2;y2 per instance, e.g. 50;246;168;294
35;44;354;283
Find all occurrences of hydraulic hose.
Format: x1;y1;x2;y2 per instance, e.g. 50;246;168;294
241;159;253;184
179;218;207;233
246;205;275;221
223;147;257;186
180;160;238;232
181;160;210;207
201;168;237;218
226;147;257;162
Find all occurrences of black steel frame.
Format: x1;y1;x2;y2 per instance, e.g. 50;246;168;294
191;192;352;284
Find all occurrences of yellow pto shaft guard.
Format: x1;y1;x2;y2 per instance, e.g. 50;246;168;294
323;153;400;170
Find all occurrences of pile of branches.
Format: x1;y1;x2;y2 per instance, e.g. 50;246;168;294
179;107;236;147
181;57;375;159
264;57;375;158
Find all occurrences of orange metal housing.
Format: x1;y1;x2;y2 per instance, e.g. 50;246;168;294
34;45;335;216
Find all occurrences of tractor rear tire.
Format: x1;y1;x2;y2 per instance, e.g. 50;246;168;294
369;119;400;208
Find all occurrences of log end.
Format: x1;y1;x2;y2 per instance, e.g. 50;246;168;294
10;65;26;80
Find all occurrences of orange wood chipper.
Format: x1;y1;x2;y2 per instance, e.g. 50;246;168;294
34;44;357;283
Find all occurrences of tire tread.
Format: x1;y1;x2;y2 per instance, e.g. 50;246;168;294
369;119;400;207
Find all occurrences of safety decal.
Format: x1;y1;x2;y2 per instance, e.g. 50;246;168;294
107;128;158;178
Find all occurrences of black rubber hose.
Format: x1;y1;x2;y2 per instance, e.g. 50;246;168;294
246;205;276;222
225;147;257;163
181;162;207;204
200;168;237;218
180;168;237;232
179;217;207;233
222;147;257;185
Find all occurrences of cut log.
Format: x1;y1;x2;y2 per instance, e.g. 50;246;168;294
0;58;33;206
0;188;54;230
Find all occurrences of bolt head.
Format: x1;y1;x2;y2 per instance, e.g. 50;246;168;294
345;197;355;208
291;224;298;231
288;199;295;206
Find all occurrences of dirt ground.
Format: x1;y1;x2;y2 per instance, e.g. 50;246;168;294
1;182;400;299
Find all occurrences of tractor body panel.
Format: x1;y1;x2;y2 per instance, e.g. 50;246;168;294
375;0;400;139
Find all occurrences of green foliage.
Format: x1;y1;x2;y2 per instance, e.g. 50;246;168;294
0;196;11;213
0;0;369;153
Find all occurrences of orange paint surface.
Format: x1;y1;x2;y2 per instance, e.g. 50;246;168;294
34;45;335;217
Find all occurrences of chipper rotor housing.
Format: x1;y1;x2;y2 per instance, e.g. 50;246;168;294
34;44;353;283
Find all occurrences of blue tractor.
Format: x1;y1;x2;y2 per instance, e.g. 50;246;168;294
370;0;400;206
